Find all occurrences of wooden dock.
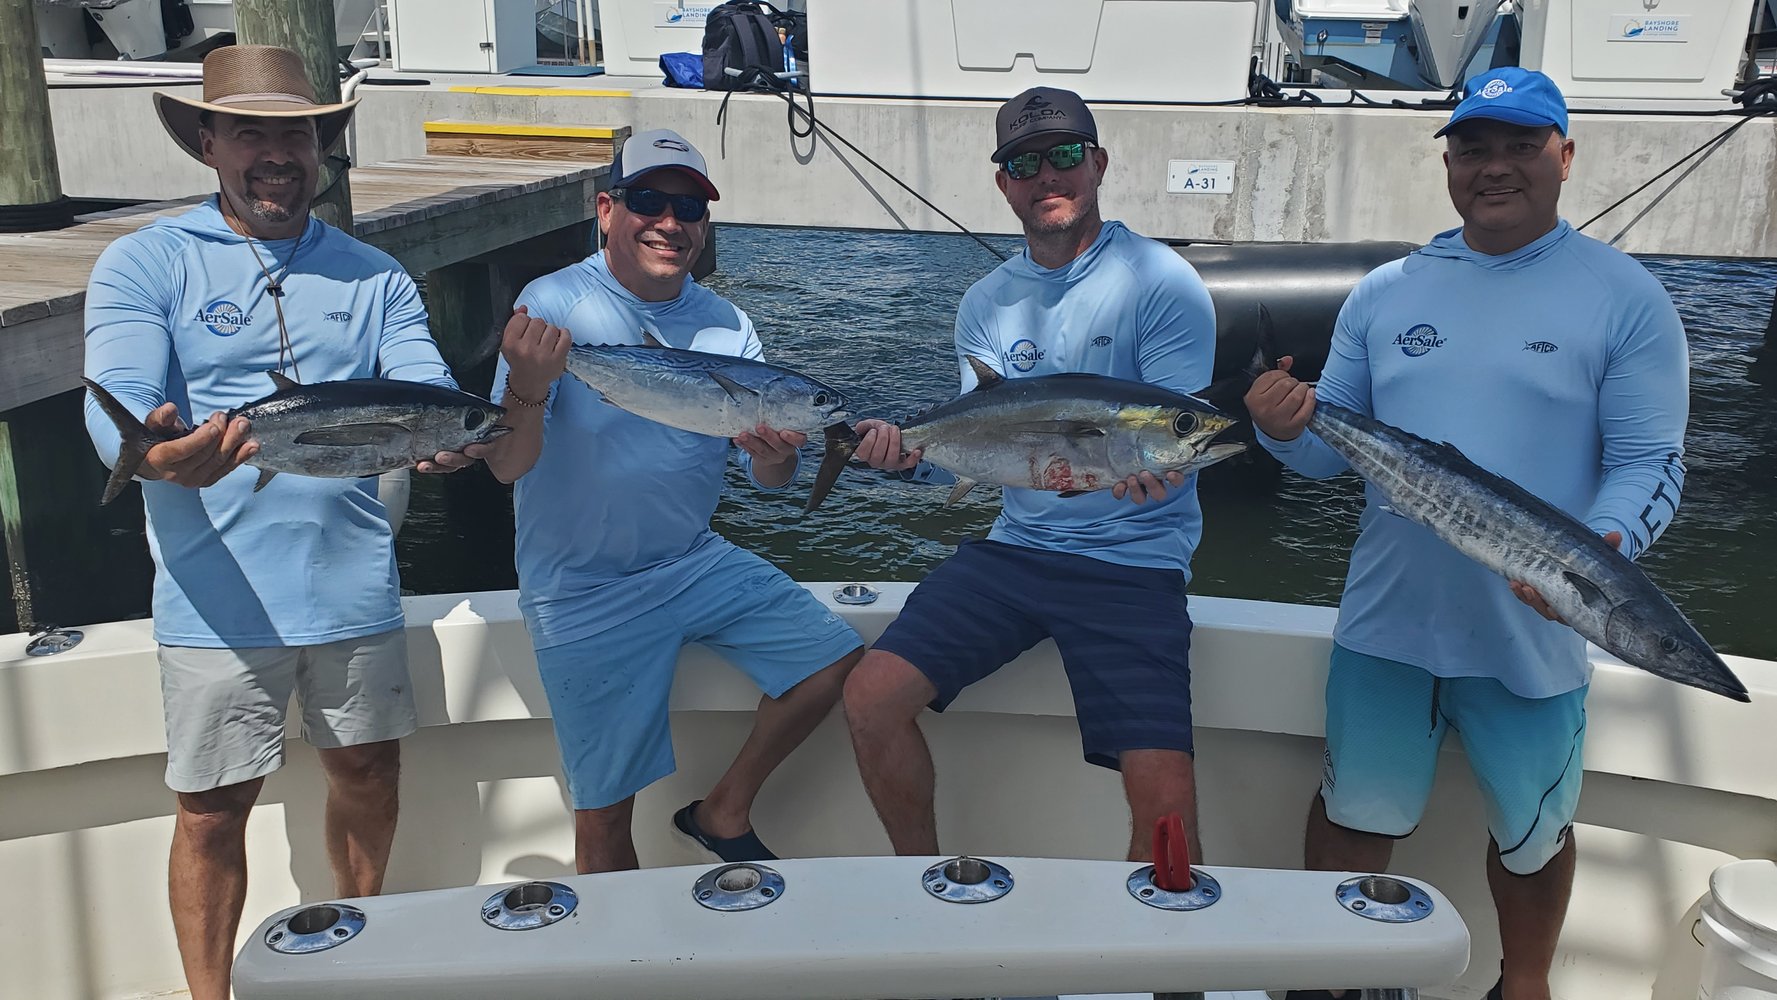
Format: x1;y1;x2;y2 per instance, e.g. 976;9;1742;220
0;153;611;413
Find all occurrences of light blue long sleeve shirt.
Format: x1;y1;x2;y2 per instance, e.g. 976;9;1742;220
1259;221;1690;697
496;252;795;650
82;197;456;647
907;221;1217;578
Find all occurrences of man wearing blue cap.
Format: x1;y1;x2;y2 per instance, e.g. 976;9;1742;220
1246;67;1690;1000
477;128;864;873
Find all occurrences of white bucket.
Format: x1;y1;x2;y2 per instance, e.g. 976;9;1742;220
1699;859;1777;999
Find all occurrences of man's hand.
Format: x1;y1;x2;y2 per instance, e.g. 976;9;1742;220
139;405;257;488
853;418;922;472
501;305;571;404
1511;531;1624;623
736;424;806;489
416;451;476;475
1243;355;1315;442
1108;470;1186;505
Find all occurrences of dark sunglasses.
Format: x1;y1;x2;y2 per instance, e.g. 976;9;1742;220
610;186;709;222
1001;141;1093;181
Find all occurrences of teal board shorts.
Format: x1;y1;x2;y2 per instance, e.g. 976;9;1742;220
532;545;863;810
1319;643;1588;875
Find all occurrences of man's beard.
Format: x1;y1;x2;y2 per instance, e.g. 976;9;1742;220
246;199;298;224
244;170;309;224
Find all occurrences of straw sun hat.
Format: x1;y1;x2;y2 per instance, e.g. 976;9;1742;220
154;45;358;163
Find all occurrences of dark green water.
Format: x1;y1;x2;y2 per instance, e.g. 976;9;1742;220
12;226;1775;659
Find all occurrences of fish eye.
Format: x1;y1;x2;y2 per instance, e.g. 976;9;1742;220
1659;635;1680;654
464;409;486;431
1172;412;1199;437
813;391;828;406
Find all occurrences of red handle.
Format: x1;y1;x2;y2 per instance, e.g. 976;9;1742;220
1151;812;1193;892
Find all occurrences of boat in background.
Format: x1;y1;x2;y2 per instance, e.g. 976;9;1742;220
2;585;1772;999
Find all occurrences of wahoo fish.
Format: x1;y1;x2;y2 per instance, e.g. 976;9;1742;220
562;335;853;511
881;356;1247;505
85;374;511;503
1305;401;1747;701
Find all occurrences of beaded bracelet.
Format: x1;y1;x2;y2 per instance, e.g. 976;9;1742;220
503;375;546;408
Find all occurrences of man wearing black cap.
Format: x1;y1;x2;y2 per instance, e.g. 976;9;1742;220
844;87;1219;864
1246;68;1690;1000
477;128;863;874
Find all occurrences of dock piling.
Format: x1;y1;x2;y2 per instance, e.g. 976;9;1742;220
0;0;73;233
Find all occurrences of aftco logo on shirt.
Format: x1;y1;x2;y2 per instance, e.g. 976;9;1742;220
1393;323;1446;357
1005;338;1046;372
193;300;251;337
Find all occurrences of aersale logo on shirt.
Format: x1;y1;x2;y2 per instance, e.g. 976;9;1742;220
1393;323;1446;357
1005;338;1046;372
193;300;251;337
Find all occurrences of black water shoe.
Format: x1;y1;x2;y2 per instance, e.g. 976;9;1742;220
671;799;778;863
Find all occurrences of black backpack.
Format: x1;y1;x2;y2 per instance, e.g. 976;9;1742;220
702;1;786;91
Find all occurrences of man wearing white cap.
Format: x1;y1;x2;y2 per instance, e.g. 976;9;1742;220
480;128;863;873
79;44;540;1000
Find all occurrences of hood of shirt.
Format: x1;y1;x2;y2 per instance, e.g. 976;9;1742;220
1408;218;1573;272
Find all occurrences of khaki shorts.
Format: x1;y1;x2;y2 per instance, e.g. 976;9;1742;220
157;628;416;793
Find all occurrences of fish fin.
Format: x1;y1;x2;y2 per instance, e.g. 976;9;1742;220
83;378;154;506
1201;305;1278;411
1006;419;1107;441
266;371;302;392
1057;489;1092;498
943;477;979;507
640;330;666;348
1562;571;1608;607
804;422;860;514
1255;303;1281;372
253;468;278;492
964;356;1004;391
708;371;760;404
293;424;411;447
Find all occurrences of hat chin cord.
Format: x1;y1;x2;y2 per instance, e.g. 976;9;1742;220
217;174;303;381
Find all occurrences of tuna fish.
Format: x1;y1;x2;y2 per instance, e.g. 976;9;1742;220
883;356;1246;506
85;373;510;503
1305;398;1748;702
562;336;854;512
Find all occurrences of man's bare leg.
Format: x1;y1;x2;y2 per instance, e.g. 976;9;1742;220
1490;833;1575;1000
695;648;862;838
843;649;942;854
316;740;402;896
1120;748;1202;863
169;778;263;1000
1298;792;1399;998
575;797;639;873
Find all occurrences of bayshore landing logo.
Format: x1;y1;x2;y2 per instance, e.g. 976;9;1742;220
1005;338;1046;372
1394;324;1446;357
194;300;250;337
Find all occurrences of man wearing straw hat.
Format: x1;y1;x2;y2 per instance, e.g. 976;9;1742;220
80;45;555;1000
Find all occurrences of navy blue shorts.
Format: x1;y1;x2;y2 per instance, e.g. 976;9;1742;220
873;538;1194;768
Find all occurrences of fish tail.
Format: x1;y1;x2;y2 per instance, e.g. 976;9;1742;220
83;378;153;505
1200;303;1280;413
804;421;860;514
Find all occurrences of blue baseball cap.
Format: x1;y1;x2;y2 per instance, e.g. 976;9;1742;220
1434;67;1569;138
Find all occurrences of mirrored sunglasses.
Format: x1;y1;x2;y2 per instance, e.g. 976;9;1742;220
611;186;709;222
1001;141;1092;181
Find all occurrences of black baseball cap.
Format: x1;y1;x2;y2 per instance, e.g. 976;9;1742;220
991;87;1098;163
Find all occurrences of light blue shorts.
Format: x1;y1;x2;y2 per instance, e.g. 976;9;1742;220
1319;643;1587;875
533;546;863;810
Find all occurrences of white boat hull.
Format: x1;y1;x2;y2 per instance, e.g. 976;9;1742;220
1;586;1772;999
